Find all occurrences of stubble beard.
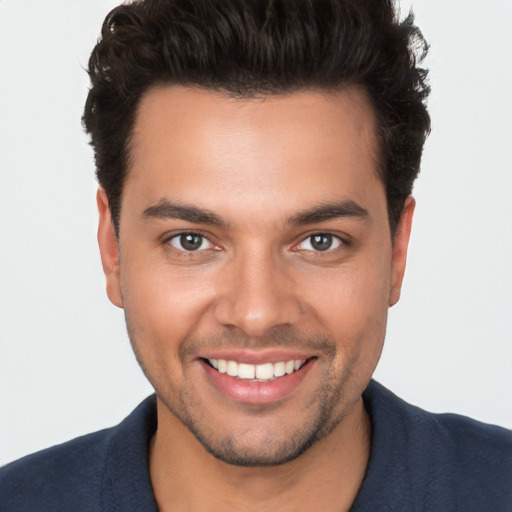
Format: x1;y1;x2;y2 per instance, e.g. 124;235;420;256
172;369;350;467
127;319;357;467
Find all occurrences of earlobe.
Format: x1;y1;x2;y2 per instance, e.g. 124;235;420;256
389;196;415;307
96;187;124;308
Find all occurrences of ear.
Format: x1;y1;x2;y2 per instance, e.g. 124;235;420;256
97;187;123;308
389;196;415;307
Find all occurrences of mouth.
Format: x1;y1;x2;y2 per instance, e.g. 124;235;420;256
203;357;308;382
199;355;316;404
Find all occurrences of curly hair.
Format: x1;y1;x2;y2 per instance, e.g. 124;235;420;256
83;0;430;237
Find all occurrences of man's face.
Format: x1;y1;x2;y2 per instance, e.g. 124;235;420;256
98;86;413;466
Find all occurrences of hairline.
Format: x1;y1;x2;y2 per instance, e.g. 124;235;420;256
115;81;392;239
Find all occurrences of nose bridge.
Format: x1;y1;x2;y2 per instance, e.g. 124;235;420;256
213;244;302;336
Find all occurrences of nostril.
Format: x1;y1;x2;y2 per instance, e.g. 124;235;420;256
211;269;304;337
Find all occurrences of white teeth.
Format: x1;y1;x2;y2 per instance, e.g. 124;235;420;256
255;363;274;380
237;363;256;379
226;360;238;377
273;361;286;377
207;358;306;381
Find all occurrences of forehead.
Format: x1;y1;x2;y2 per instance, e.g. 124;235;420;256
124;85;384;224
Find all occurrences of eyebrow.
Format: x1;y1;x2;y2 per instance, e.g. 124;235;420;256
142;200;227;227
142;198;369;228
288;200;370;225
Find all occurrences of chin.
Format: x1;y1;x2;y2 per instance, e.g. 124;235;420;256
163;376;350;467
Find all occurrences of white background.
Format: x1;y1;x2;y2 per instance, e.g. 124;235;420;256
1;0;511;465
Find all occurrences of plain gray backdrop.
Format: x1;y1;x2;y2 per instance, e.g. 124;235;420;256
1;0;511;465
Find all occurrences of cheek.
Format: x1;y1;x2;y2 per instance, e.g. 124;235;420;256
305;259;391;359
119;257;216;356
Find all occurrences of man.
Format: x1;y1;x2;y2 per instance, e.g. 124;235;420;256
1;0;511;510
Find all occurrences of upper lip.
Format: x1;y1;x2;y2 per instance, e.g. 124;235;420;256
198;349;313;365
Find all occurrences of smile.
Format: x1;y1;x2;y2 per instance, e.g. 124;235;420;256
206;358;306;382
200;353;316;404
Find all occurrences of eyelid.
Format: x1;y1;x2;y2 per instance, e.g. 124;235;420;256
293;232;347;252
164;230;218;252
161;230;350;254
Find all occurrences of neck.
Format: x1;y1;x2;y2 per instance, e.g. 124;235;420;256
149;397;371;512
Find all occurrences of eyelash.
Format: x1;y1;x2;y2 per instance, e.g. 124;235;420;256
294;233;345;253
165;231;217;253
164;231;347;254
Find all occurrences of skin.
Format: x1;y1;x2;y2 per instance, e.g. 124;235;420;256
97;85;414;511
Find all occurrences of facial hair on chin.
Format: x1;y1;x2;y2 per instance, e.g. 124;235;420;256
128;321;358;467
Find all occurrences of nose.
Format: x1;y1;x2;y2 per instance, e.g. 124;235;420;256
213;248;303;337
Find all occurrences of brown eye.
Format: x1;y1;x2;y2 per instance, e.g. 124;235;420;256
297;234;342;252
168;233;212;251
311;234;333;251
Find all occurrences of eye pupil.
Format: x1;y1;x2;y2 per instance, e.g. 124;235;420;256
311;234;332;251
180;234;202;251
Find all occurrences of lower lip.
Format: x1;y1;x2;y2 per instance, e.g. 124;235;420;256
201;359;315;404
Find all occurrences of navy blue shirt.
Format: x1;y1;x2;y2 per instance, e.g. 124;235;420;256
1;381;511;511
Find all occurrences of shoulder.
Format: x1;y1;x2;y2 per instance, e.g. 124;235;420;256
365;380;512;455
0;427;115;511
360;381;512;511
425;409;512;506
433;409;512;463
0;395;157;512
